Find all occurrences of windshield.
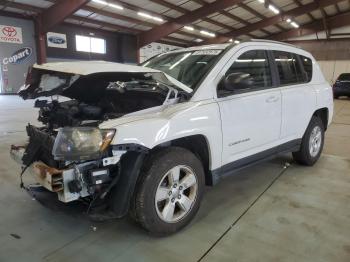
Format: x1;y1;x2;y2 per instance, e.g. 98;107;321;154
338;73;350;81
142;50;223;89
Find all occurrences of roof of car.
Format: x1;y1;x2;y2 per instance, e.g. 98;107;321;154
167;40;300;53
247;39;299;48
169;43;231;53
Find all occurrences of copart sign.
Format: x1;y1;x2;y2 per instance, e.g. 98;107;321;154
0;25;23;44
2;47;32;65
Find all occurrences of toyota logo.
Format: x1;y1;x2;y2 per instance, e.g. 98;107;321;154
2;26;17;37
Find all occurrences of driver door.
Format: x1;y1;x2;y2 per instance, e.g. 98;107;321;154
217;49;282;167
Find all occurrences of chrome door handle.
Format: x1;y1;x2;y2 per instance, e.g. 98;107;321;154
266;96;279;103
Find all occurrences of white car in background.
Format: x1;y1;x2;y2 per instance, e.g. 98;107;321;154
11;40;333;235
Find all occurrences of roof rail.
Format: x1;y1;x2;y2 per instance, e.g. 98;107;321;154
248;39;299;48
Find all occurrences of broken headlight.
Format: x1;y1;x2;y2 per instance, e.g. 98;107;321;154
52;127;115;161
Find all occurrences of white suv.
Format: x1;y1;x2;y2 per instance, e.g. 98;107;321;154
11;40;333;235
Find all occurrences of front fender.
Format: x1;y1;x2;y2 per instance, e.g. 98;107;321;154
101;101;223;171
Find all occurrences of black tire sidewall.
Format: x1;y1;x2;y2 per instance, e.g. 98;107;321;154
134;147;204;236
298;116;325;165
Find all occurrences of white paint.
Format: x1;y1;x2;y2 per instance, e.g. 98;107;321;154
34;61;163;75
32;61;192;93
100;41;333;172
216;45;281;164
11;41;334;202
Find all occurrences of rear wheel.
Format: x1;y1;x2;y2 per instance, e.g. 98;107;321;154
293;116;325;166
132;147;204;236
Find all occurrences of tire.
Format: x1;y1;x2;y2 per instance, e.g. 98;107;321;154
132;147;204;236
292;116;325;166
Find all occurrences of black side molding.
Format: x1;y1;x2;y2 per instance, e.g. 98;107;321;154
211;139;301;184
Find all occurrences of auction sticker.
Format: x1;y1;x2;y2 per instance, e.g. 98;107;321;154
192;50;222;55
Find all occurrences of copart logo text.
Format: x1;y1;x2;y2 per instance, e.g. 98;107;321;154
2;47;32;65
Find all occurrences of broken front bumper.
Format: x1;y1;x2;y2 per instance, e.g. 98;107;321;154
10;145;90;203
11;143;148;218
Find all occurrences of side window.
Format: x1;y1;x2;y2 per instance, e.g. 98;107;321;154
273;51;303;85
300;55;313;82
218;50;272;96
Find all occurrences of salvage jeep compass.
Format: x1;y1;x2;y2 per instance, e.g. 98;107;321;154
11;40;333;235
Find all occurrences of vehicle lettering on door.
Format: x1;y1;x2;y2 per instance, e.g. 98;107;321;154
229;138;250;147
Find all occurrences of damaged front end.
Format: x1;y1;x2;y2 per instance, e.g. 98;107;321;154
11;124;148;218
10;62;189;216
11;124;122;203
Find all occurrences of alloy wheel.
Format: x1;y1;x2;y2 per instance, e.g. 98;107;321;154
309;125;322;157
154;165;198;223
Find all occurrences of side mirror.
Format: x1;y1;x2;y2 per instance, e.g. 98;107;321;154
222;72;253;91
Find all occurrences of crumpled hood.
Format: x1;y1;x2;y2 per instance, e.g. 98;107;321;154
33;61;161;75
19;61;192;99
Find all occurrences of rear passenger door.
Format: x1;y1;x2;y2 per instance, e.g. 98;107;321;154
271;51;316;141
217;49;282;166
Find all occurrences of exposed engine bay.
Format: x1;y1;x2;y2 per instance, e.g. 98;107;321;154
35;99;108;129
24;71;189;130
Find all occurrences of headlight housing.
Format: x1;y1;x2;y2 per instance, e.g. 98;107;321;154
52;127;116;161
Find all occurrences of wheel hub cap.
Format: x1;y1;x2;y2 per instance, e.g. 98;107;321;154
309;126;322;157
155;165;198;223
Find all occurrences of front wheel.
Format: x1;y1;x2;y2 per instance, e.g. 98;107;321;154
132;147;204;236
293;116;325;166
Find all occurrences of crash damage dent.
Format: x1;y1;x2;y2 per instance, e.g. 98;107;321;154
10;139;148;211
9;61;193;216
10;122;148;215
11;145;91;202
19;62;192;101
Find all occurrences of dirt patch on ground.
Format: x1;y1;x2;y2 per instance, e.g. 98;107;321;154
289;201;301;208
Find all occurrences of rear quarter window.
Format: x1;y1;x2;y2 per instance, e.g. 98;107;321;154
300;55;313;82
273;51;304;86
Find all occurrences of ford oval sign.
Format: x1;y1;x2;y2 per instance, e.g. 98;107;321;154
2;47;32;65
47;32;67;48
48;36;66;45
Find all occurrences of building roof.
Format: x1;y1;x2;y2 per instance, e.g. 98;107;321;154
1;0;350;47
